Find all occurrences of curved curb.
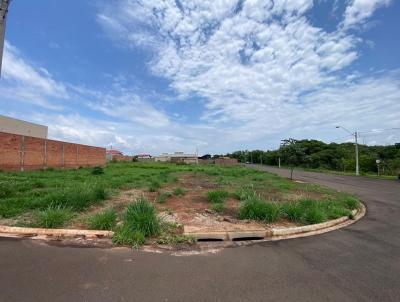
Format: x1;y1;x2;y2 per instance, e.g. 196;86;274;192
0;203;366;248
184;203;366;242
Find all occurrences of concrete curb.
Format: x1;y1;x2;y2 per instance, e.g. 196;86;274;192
0;225;113;239
0;204;366;245
184;203;366;242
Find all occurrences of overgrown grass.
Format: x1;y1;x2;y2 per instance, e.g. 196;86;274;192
112;197;160;248
211;202;225;213
34;205;73;228
238;197;281;223
124;197;160;237
157;192;172;204
207;190;229;204
156;222;197;245
173;187;186;196
87;209;117;230
239;195;355;225
112;226;145;249
0;162;360;232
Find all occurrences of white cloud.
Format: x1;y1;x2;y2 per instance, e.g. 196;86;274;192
1;1;398;155
342;0;391;28
0;42;68;109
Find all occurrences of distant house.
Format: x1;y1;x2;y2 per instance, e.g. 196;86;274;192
155;152;198;164
135;153;154;162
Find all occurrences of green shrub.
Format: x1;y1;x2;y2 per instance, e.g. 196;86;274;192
34;205;73;228
238;198;281;223
112;225;145;249
124;198;160;237
211;202;225;213
173;187;186;196
91;166;104;175
88;209;117;230
207;190;229;204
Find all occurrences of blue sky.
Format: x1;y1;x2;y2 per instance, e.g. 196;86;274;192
1;0;399;155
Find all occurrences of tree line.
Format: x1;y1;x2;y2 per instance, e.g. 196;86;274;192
219;139;400;176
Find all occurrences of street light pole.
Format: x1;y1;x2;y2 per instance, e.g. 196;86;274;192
0;0;11;76
336;126;360;176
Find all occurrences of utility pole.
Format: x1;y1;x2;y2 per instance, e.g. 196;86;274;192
278;157;281;168
0;0;11;76
336;126;360;176
355;131;359;176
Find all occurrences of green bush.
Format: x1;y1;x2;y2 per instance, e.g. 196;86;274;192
112;225;145;248
207;190;229;204
88;209;117;230
173;187;186;196
238;198;281;223
34;205;73;228
124;198;160;237
91;166;104;175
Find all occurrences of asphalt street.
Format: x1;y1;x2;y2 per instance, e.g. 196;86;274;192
0;166;399;302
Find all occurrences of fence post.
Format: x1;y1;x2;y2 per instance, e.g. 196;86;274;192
20;135;25;172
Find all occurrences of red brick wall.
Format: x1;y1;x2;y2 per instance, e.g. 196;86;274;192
0;132;106;171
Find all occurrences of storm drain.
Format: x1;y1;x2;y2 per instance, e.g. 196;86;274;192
197;238;224;242
232;236;264;241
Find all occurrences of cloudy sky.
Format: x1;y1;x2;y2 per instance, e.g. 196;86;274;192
1;0;399;155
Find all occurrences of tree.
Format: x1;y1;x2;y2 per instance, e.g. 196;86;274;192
279;138;308;180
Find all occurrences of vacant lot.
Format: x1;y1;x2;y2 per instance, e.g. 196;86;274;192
0;162;359;246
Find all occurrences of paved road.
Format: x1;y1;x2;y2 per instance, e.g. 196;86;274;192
1;166;399;302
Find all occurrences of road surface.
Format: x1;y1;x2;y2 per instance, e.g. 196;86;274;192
0;166;399;302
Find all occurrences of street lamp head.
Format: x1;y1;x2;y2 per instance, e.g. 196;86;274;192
335;126;340;128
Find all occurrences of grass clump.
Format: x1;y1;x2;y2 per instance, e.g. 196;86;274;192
112;225;145;249
91;166;104;175
211;202;225;213
124;197;160;237
238;198;281;223
34;205;73;228
156;222;196;245
148;180;161;192
207;190;229;204
157;192;172;204
38;185;108;211
112;197;160;248
88;209;117;230
173;187;186;196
